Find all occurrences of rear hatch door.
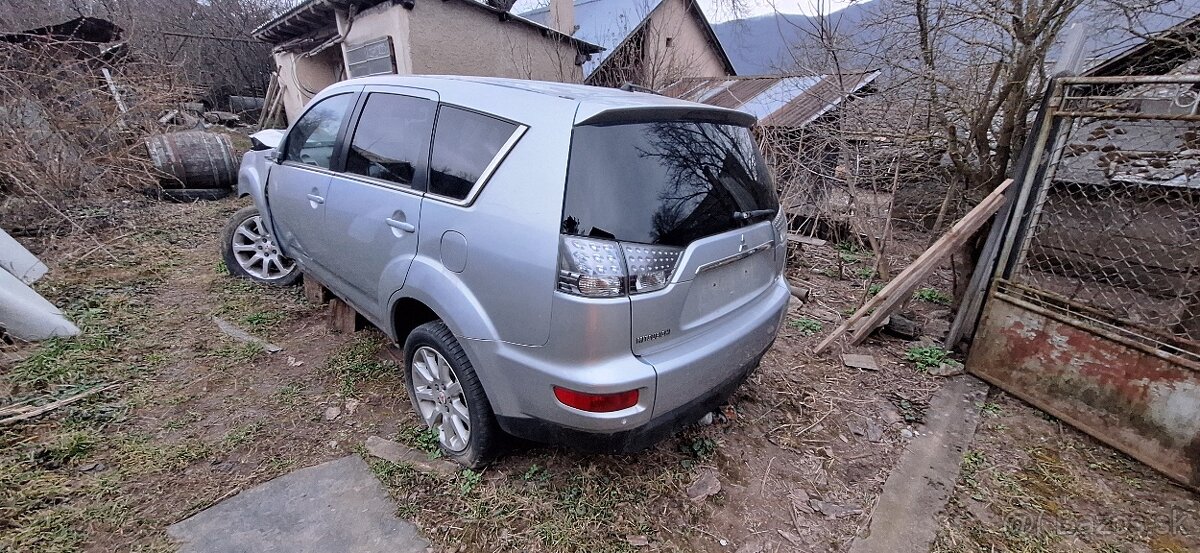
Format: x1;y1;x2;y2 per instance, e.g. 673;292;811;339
560;118;781;357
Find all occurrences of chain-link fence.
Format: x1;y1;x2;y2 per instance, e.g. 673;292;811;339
1008;76;1200;350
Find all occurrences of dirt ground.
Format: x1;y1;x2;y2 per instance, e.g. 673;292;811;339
2;196;1197;553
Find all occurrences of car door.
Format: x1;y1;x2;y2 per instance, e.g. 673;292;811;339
267;91;358;266
319;87;438;314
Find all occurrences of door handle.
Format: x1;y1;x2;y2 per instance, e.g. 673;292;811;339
306;193;325;205
385;218;416;233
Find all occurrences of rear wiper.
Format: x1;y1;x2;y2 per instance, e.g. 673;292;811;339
733;209;776;221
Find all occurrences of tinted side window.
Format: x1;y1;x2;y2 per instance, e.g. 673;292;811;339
344;93;436;187
429;106;519;201
285;93;355;169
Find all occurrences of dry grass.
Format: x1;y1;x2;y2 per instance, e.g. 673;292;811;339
2;198;1194;552
932;392;1200;553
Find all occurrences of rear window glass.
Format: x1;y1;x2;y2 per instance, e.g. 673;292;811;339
429;106;519;201
345;93;436;187
562;122;778;247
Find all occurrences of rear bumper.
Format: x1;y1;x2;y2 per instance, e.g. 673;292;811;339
468;278;788;451
496;349;765;453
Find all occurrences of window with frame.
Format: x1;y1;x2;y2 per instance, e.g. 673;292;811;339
428;106;520;201
344;93;436;187
284;93;355;169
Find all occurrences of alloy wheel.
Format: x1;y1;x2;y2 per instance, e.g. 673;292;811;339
230;214;296;281
410;345;471;452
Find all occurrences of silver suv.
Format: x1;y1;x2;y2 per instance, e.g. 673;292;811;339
223;76;789;467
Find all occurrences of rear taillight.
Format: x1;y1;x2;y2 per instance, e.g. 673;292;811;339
554;386;639;412
557;235;682;297
621;244;683;294
771;208;787;240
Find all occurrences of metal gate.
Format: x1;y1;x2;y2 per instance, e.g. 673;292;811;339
968;75;1200;490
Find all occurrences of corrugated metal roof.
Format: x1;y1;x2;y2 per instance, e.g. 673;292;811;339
661;71;881;127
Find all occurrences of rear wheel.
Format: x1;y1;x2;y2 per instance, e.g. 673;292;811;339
404;320;502;468
221;206;300;286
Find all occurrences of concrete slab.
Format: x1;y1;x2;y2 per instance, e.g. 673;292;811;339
849;375;989;553
168;455;429;553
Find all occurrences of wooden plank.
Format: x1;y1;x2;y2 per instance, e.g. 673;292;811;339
815;179;1013;354
303;273;331;305
787;233;827;247
0;384;119;425
329;298;364;334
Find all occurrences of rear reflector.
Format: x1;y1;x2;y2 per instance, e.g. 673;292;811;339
553;386;639;413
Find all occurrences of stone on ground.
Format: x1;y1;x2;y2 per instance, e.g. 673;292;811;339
849;375;989;553
168;455;428;553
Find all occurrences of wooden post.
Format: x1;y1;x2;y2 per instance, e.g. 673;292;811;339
303;274;331;305
329;298;365;334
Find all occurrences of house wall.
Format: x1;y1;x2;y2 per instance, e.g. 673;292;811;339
341;2;414;76
270;1;583;123
588;0;729;89
406;0;583;83
643;0;729;86
274;45;344;122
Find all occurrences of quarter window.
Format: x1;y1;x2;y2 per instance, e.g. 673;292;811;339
429;106;520;201
284;93;354;169
345;93;436;187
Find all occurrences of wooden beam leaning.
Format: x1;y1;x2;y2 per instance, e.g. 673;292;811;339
814;179;1014;354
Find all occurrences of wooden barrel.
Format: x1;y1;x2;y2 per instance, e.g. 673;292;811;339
145;131;237;189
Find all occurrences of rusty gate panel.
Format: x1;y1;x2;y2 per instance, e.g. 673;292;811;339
969;283;1200;489
969;75;1200;491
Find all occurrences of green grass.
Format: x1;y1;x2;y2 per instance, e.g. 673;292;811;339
396;425;441;457
681;436;718;460
325;334;396;397
868;283;883;296
367;435;703;552
788;317;823;336
207;343;264;364
915;287;951;305
458;469;483;495
905;346;950;371
240;310;286;331
222;422;262;449
273;384;303;406
835;241;865;255
33;431;101;468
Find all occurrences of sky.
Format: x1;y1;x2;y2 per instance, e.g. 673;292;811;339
511;0;861;24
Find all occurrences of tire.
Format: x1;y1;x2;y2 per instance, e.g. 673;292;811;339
220;206;301;286
143;187;232;202
404;320;503;468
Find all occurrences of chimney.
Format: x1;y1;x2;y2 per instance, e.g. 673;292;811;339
549;0;575;36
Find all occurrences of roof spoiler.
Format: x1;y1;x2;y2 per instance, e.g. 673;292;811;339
575;105;756;127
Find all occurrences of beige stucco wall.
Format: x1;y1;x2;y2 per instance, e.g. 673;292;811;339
274;46;344;122
270;1;584;123
406;1;583;83
340;2;414;75
640;0;730;87
586;0;729;89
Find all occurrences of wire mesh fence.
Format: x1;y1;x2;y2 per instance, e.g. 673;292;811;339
1010;77;1200;348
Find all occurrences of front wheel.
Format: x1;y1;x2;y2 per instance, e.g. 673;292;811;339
404;320;503;468
221;206;301;286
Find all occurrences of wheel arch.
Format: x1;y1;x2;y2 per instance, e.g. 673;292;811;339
390;296;440;347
